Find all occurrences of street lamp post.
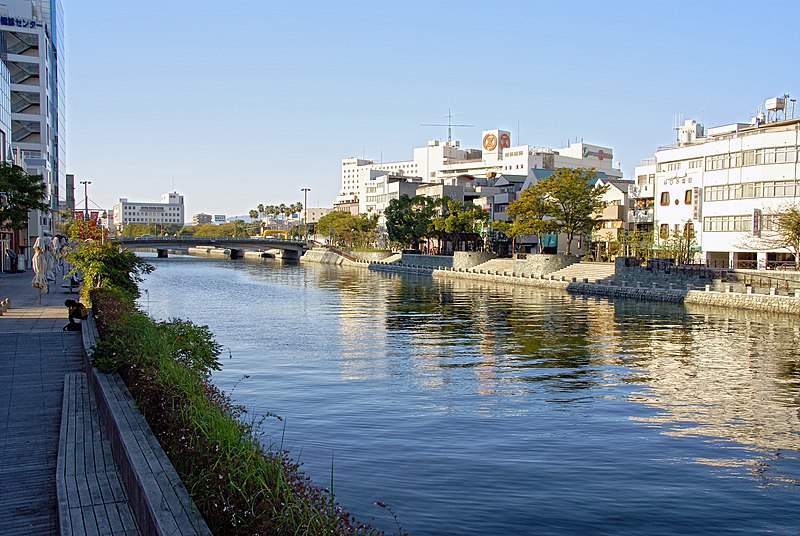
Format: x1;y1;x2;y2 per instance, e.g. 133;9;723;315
79;180;91;221
301;187;311;241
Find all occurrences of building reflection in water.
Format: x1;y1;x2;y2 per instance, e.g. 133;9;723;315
328;270;800;461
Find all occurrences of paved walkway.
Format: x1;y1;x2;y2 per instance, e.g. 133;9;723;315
0;271;138;534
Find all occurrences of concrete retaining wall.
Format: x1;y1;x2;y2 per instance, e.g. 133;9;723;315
187;247;230;257
351;251;394;262
453;251;496;270
300;249;347;265
514;254;579;276
243;250;276;259
399;254;454;269
434;266;571;290
568;281;800;314
303;247;800;315
615;266;713;289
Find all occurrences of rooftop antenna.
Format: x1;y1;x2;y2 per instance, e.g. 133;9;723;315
421;108;473;143
672;113;684;143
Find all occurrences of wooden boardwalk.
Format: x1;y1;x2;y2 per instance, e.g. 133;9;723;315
58;373;138;535
0;271;140;535
0;331;84;534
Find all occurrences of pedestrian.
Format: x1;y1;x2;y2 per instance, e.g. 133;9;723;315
64;299;88;323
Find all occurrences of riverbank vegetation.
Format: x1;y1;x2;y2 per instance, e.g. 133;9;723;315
69;241;381;535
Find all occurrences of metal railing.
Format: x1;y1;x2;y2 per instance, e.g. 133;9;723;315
696;260;800;292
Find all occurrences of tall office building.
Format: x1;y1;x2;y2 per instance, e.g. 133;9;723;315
0;0;65;238
0;32;14;271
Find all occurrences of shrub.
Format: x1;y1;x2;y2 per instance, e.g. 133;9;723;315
89;288;380;535
68;241;153;302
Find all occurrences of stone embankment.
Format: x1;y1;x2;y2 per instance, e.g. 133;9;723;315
302;247;800;315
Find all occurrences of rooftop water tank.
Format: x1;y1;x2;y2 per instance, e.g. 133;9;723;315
766;97;786;111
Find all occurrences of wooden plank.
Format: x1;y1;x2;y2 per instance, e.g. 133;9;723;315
83;315;208;535
58;373;81;535
55;371;140;535
102;372;202;534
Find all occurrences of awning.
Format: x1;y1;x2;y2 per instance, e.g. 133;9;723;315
541;233;558;248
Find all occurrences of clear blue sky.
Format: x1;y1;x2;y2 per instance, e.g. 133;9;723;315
65;0;800;219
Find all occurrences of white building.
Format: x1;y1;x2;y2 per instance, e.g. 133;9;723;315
338;129;622;211
650;96;800;269
629;159;657;237
112;192;185;230
1;0;65;238
0;51;13;272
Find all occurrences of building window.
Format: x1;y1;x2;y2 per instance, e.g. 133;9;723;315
659;224;669;239
660;192;670;206
703;215;752;232
684;189;693;204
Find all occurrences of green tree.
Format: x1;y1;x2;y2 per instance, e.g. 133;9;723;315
66;217;106;241
315;210;376;248
743;204;800;268
505;187;558;250
67;241;154;301
774;208;800;267
384;194;437;250
0;163;48;232
121;223;158;237
618;227;655;261
657;224;697;264
431;198;488;251
248;209;258;220
521;167;609;255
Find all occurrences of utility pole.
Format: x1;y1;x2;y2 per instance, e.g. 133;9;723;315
80;180;91;221
301;187;311;241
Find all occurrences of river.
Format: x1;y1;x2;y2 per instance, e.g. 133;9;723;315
137;253;800;535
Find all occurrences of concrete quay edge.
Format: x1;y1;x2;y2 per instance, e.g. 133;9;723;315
309;252;800;315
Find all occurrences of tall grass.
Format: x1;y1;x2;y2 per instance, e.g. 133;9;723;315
70;240;385;535
92;288;381;535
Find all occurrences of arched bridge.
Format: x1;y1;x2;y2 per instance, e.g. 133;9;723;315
117;237;310;260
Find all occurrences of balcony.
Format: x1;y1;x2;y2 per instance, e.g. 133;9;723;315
628;184;654;199
598;204;625;220
593;227;623;241
493;192;514;204
628;208;654;223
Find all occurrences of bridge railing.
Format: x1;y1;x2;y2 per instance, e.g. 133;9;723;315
118;237;308;246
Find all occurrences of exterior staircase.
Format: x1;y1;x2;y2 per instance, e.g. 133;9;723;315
550;262;616;283
472;258;515;273
471;258;615;282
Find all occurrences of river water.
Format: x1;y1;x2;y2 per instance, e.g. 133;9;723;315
137;254;800;535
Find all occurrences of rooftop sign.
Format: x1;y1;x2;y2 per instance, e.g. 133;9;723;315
0;16;43;29
582;147;612;161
